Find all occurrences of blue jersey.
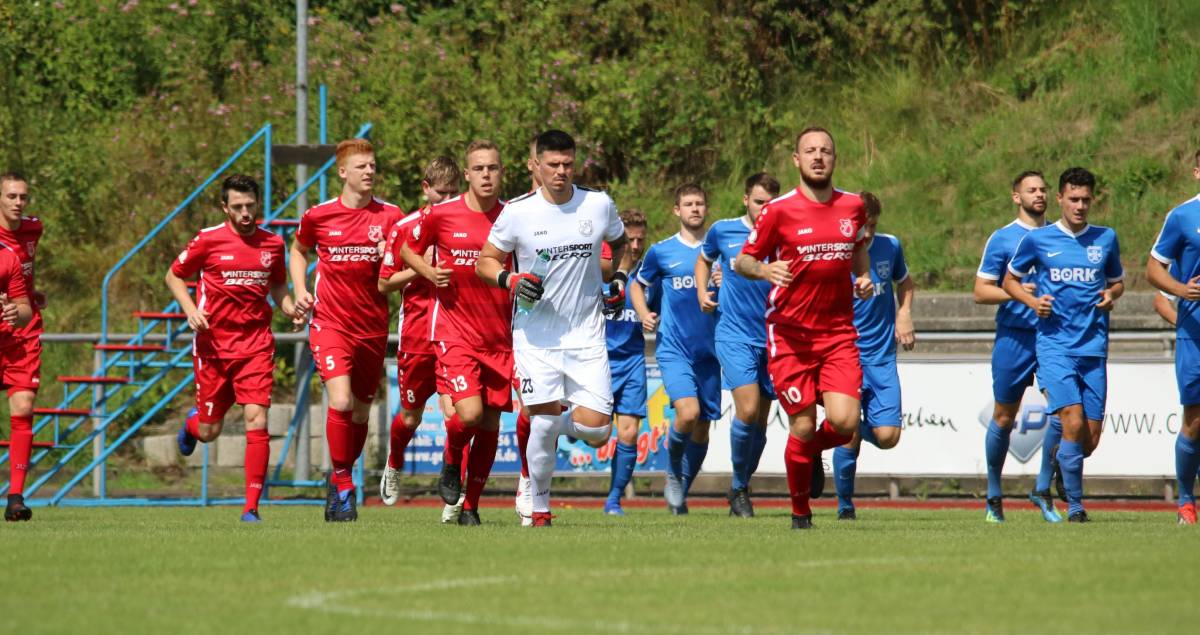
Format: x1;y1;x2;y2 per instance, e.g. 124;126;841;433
1007;221;1124;358
853;234;910;364
606;259;650;359
977;219;1040;329
700;216;770;347
636;233;717;361
1151;195;1200;340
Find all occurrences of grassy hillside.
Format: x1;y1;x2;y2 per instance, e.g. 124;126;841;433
1;0;1197;343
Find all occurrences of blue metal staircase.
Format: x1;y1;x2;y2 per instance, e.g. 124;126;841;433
0;99;375;506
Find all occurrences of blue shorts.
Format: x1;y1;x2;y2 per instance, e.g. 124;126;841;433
714;340;775;399
657;349;722;421
992;326;1038;404
861;360;902;430
1039;354;1106;422
609;352;647;417
1177;337;1200;406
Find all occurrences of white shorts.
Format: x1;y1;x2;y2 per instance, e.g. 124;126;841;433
514;345;613;415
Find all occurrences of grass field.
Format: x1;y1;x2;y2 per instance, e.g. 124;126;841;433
4;505;1195;635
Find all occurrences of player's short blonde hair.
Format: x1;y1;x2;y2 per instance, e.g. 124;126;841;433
423;156;461;187
465;139;500;163
619;208;646;228
335;139;374;166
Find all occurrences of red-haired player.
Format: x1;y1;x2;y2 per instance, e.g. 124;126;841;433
734;127;874;530
401;140;512;526
290;139;404;522
167;174;293;523
0;172;39;522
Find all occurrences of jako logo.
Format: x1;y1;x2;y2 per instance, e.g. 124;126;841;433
977;387;1052;463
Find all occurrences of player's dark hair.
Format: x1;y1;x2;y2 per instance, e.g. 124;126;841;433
221;174;260;205
1194;149;1200;167
795;126;835;153
674;182;707;205
535;130;576;155
744;172;781;197
1011;170;1044;191
1058;167;1096;193
619;208;646;228
423;156;460;187
861;191;882;217
0;172;27;187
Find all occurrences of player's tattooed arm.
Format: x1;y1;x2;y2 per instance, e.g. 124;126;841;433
1096;280;1124;312
1002;270;1053;318
694;255;718;313
165;268;210;331
1147;256;1200;301
475;242;508;288
895;276;916;351
734;254;792;286
288;239;315;314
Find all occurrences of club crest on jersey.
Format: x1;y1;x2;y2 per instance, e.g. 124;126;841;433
260;251;274;268
24;242;35;257
368;225;383;243
838;218;853;238
748;229;757;244
875;261;891;280
578;220;593;237
1086;245;1103;264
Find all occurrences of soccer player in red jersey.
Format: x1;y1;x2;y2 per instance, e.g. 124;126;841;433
735;127;874;530
377;156;463;510
166;175;293;522
0;172;35;521
401;139;512;526
290;139;405;522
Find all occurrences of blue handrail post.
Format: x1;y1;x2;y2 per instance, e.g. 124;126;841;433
319;84;328;202
264;124;272;222
201;443;210;507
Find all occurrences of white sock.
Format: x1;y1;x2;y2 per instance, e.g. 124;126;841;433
527;413;560;513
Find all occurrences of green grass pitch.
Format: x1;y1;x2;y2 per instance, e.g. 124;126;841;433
4;506;1196;634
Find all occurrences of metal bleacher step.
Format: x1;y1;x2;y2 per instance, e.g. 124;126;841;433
94;344;167;353
266;219;300;228
131;311;187;320
57;376;130;385
0;440;59;450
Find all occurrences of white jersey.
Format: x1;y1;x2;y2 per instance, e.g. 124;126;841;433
488;185;624;350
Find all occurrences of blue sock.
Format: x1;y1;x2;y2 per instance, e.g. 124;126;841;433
1057;440;1085;515
833;445;859;512
1175;434;1200;506
667;427;687;479
607;442;637;507
1035;415;1063;492
860;423;879;448
748;424;768;477
680;439;709;495
985;421;1012;499
729;418;754;491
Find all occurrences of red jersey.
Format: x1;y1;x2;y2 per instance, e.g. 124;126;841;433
296;196;405;339
170;222;287;359
740;188;867;337
0;217;43;341
407;195;512;351
378;207;434;355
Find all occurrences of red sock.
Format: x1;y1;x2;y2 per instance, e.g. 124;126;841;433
460;443;470;482
8;415;33;495
463;428;499;511
443;414;474;465
351;419;369;459
387;413;417;470
516;410;531;478
814;420;852;451
185;408;202;438
326;408;355;492
785;434;817;517
244;428;269;512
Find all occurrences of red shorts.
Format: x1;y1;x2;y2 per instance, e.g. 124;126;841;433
194;353;274;423
397;351;438;411
436;341;514;412
310;326;386;402
767;328;862;416
0;337;41;395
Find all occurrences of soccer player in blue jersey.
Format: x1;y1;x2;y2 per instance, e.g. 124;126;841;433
603;208;650;516
696;173;780;518
1146;149;1200;525
831;192;915;520
973;170;1064;523
1003;167;1124;524
630;183;719;514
